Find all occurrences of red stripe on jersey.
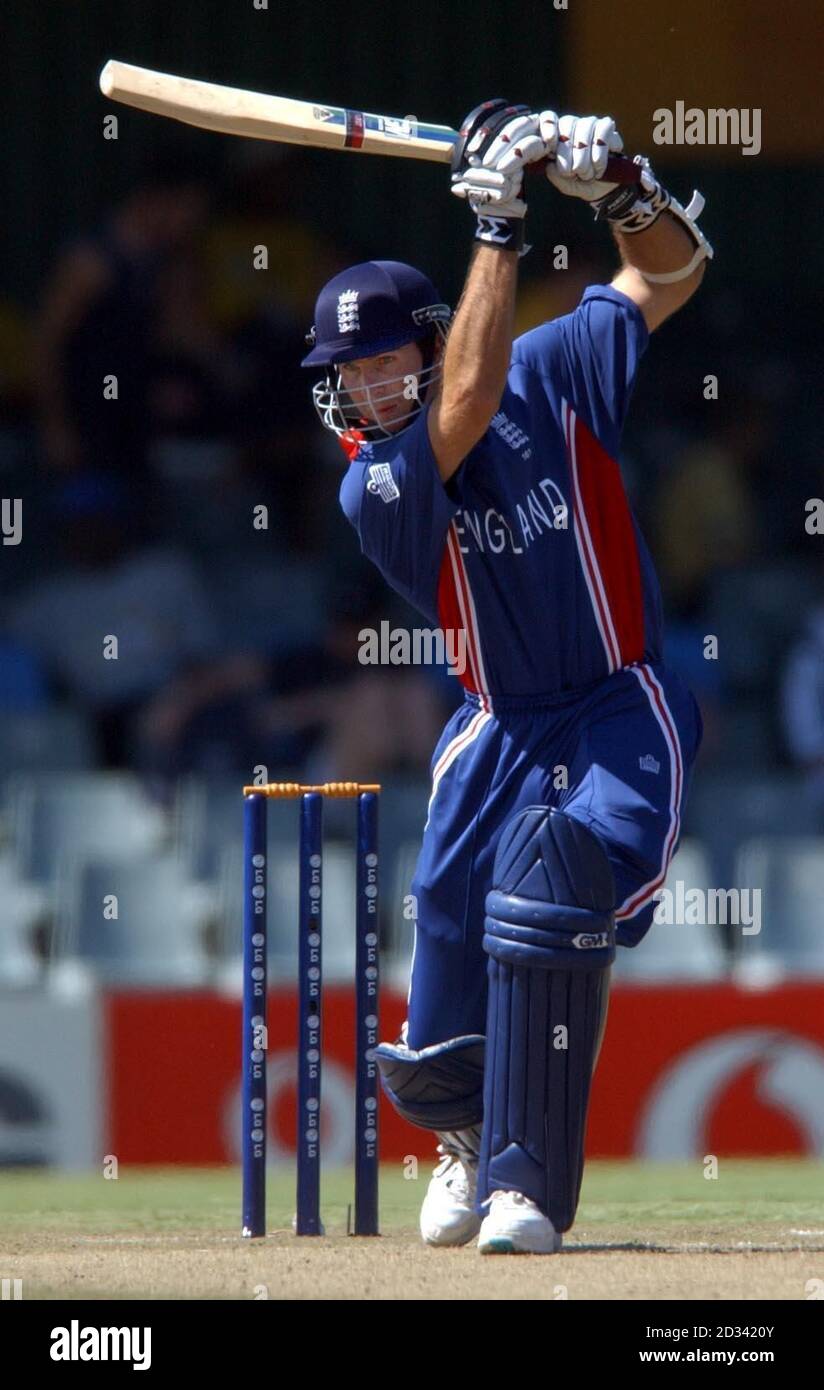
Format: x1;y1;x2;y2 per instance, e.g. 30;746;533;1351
447;528;490;703
437;528;478;695
571;409;646;667
565;403;619;670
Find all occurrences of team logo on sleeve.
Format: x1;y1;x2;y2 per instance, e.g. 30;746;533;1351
337;289;360;333
490;410;531;458
366;462;400;502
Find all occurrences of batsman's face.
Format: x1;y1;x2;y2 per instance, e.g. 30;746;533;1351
337;342;425;432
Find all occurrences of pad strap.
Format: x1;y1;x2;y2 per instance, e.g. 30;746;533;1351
374;1034;485;1130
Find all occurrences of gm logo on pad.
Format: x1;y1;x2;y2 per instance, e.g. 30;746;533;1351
572;931;610;950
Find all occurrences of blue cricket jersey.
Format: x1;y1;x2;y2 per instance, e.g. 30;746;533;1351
339;284;663;709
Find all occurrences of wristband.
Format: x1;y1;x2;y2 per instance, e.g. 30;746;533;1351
593;179;670;232
473;213;526;254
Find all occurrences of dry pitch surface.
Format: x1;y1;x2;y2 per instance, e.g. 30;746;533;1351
2;1161;822;1300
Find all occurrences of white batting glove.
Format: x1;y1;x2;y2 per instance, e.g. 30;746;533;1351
450;164;527;219
541;112;625;201
452;109;546;214
460;108;626;204
451;107;538;218
451;101;537;251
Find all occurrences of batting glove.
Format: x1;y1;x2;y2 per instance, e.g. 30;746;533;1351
541;112;626;201
451;100;534;252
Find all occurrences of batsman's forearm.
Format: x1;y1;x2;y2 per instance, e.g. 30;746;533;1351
441;245;518;413
612;210;700;281
426;242;519;479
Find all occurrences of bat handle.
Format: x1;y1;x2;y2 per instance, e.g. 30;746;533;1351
530;152;643;185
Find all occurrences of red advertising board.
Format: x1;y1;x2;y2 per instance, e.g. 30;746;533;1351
107;984;824;1163
589;983;824;1158
107;987;412;1165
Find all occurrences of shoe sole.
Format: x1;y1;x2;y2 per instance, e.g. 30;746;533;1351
421;1220;482;1248
479;1235;562;1255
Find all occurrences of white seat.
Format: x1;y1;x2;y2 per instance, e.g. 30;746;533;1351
9;773;169;884
0;708;95;777
0;852;48;986
176;776;297;880
613;838;727;981
220;841;360;984
54;853;212;987
383;838;420;975
735;837;824;977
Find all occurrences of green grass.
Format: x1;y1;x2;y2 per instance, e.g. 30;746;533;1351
1;1160;821;1237
579;1159;824;1227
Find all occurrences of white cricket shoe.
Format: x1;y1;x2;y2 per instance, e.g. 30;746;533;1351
478;1190;562;1254
419;1140;482;1247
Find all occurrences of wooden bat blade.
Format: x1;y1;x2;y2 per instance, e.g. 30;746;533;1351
99;61;458;162
98;61;641;183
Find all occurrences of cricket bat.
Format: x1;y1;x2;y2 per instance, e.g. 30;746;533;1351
99;61;642;183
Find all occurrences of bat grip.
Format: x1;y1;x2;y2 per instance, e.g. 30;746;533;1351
529;152;643;185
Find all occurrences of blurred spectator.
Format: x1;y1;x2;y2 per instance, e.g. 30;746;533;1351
663;621;721;764
203;153;338;330
33;158;227;485
303;662;449;784
651;389;768;619
780;598;824;824
0;297;32;428
202;152;347;551
253;586;449;781
118;583;454;789
0;630;48;710
5;475;245;769
514;254;614;338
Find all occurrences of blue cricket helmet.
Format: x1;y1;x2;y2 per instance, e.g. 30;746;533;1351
302;260;450;367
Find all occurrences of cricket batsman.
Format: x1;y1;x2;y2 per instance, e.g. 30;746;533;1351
302;102;711;1253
